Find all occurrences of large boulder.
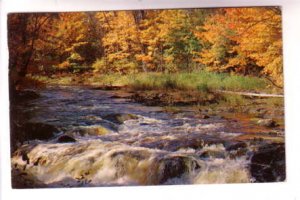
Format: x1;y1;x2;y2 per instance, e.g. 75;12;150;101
250;143;285;182
156;156;200;184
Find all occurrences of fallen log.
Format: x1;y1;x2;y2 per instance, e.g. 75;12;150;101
217;90;284;98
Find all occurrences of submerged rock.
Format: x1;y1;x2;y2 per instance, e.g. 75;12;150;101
250;143;285;182
57;135;77;143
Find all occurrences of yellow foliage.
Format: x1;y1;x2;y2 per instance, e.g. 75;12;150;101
195;7;283;86
58;61;70;69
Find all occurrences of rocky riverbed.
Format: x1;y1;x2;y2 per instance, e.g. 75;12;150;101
10;86;285;188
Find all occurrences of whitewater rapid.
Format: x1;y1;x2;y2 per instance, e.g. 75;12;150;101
11;86;267;187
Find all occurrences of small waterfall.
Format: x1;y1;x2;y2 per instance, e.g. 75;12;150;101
12;140;207;187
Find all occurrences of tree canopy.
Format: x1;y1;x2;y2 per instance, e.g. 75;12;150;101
8;7;283;87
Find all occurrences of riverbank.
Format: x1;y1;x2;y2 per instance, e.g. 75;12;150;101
24;72;284;126
11;78;285;147
29;71;282;92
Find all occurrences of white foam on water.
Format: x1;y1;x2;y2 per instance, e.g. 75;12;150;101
202;143;226;152
196;123;224;130
193;156;250;184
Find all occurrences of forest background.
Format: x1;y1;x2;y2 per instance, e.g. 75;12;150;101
8;7;283;92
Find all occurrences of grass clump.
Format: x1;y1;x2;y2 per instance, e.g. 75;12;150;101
126;70;268;92
221;94;246;106
196;83;210;93
30;69;270;93
221;75;267;92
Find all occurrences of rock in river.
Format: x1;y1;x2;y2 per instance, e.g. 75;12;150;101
156;156;200;184
250;143;285;182
57;135;77;143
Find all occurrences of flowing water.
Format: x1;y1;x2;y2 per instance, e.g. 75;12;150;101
11;86;282;187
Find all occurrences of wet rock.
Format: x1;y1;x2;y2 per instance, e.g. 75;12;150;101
92;85;124;90
254;109;268;118
229;148;248;159
131;91;220;106
157;156;200;184
225;141;247;151
66;125;111;137
12;169;47;189
102;113;138;124
141;137;207;151
24;122;58;140
199;114;210;119
199;150;226;159
225;142;248;159
110;150;150;161
81;126;109;136
12;144;39;166
57;135;77;143
110;95;122;98
250;143;285;182
21;153;30;164
256;119;278;128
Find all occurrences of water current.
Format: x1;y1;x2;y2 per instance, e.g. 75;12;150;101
12;86;273;187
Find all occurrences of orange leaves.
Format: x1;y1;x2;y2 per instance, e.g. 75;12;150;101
229;8;283;84
57;60;70;69
8;7;283;82
194;7;283;85
135;54;153;63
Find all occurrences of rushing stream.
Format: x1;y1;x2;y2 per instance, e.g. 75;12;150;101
11;86;285;188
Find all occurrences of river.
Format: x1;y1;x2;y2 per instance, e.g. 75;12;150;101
11;86;285;188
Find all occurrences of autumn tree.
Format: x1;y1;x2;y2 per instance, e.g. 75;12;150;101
226;7;283;86
8;13;52;87
196;7;283;86
8;7;284;87
163;9;206;72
